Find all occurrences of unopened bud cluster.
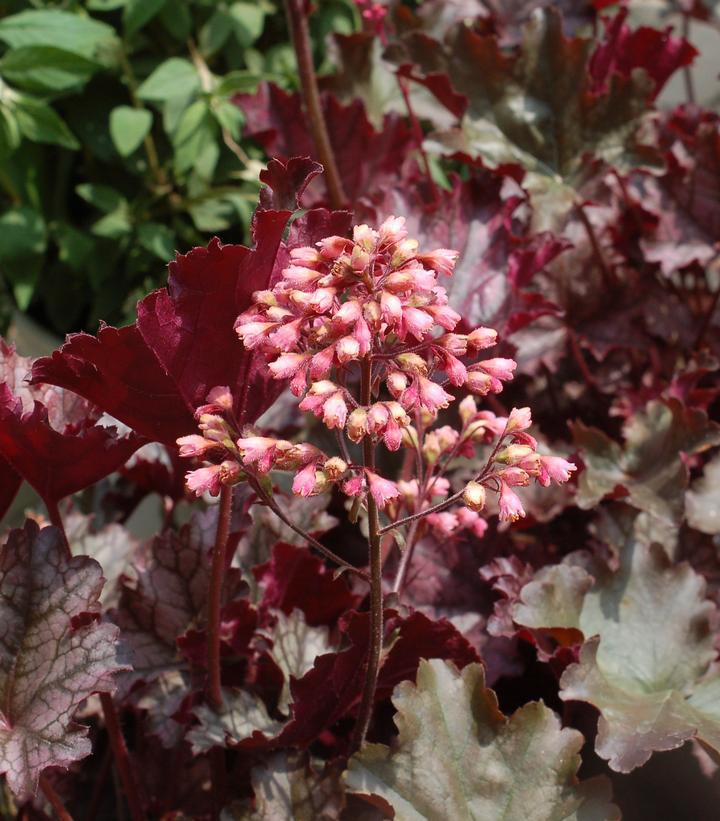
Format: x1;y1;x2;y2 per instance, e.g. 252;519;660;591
178;217;576;532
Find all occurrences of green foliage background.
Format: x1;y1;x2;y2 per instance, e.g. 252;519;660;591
0;0;358;336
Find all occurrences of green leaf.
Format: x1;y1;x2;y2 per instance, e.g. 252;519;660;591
345;659;619;820
137;222;175;260
0;46;101;93
158;1;192;41
123;0;168;35
75;183;127;213
0;107;21;158
54;223;95;271
229;1;266;47
512;511;720;772
233;753;344;821
188;688;284;754
0;206;47;260
109;106;152;156
0;10;117;59
199;9;233;56
571;399;720;528
137;58;199;102
212;99;244;140
172;99;216;174
13;95;79;149
213;70;260;97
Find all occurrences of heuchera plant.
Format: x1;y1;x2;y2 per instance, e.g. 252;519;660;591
3;1;720;818
179;214;574;744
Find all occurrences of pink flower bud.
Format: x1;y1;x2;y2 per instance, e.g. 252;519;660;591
235;320;275;349
269;352;309;379
353;223;377;251
354;317;372;356
381;291;403;325
290;246;321;265
456;507;488;537
318;235;352;259
390;238;418;267
292;462;319;497
498;482;526;522
298;381;337;414
466;370;501;395
396;352;428;376
506;407;532;433
496;444;535;465
458;395;478;425
427;511;459;537
417;249;458;277
283;265;323;286
310;345;335;380
321;391;348;429
323;456;348;480
537;455;577;486
366;470;400;508
342;473;364;497
347;407;368;442
333;299;362;328
478;358;517;381
176;435;220;458
467;327;498;349
442;353;468;387
236;436;279;473
378;215;407;245
269;319;304;352
437;334;468;356
426;304;461;331
186;465;223;497
463;481;486;512
383;270;415;292
367;402;390;433
416;376;453;414
382;418;403;451
335;335;360;364
194;385;233;416
498;467;530;487
387;370;408;397
401;307;434;340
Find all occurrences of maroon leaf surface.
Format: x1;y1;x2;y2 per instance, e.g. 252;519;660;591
0;521;126;800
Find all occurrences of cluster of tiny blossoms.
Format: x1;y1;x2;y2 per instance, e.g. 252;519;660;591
177;216;576;532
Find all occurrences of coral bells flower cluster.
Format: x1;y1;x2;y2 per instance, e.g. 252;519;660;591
179;217;576;535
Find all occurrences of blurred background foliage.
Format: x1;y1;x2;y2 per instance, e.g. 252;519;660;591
0;0;359;337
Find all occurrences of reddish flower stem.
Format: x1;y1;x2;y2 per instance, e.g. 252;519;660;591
250;479;370;582
206;484;233;711
351;356;384;750
39;775;73;821
46;500;71;558
284;0;346;209
99;692;147;821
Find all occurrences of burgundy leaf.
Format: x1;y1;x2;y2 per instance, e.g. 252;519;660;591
258;156;323;210
589;8;697;100
0;521;126;800
31;325;195;446
237;83;413;205
0;384;142;507
252;541;358;627
0;457;21;521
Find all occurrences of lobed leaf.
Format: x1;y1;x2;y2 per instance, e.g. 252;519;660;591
0;521;127;800
345;658;619;820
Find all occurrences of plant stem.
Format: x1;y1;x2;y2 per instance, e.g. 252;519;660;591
284;0;346;208
207;485;233;711
397;74;439;201
250;479;370;582
391;517;422;595
117;46;167;190
576;202;614;292
351;357;384;750
46;499;71;558
99;693;146;821
40;775;73;821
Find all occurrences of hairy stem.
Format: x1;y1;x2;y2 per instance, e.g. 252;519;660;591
250;479;370;582
351;357;384;749
99;693;147;821
391;517;422;595
40;775;73;821
284;0;346;208
207;485;234;711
